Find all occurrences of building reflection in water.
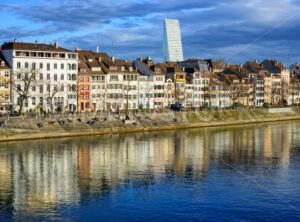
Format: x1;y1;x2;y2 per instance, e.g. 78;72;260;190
0;121;299;217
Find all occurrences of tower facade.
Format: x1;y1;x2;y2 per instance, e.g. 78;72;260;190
163;19;184;62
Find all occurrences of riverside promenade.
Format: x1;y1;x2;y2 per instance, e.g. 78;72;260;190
0;108;299;142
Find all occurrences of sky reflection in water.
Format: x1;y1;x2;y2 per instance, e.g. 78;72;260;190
0;122;300;221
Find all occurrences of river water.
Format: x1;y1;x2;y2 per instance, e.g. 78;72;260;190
0;121;300;221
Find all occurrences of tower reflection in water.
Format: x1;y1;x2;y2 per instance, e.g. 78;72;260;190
0;121;299;220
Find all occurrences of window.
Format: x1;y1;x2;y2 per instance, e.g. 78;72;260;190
39;73;43;80
39;85;43;93
61;74;64;80
32;97;36;106
72;64;76;70
39;97;43;105
47;74;50;80
39;63;43;69
32;63;36;70
32;86;36;92
5;95;9;101
61;63;64;69
110;75;118;81
5;71;9;78
25;62;29;68
54;74;57;81
17;62;21;68
47;63;50;71
61;85;64;91
4;83;8;88
17;73;21;79
54;63;57;69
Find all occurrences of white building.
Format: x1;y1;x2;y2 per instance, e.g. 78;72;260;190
163;19;184;62
138;75;154;110
1;41;78;113
135;57;166;109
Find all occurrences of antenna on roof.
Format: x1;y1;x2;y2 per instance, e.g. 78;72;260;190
112;41;115;57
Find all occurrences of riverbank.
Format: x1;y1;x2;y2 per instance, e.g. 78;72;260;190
0;108;300;142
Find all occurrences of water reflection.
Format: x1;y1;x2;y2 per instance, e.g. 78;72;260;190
0;121;300;220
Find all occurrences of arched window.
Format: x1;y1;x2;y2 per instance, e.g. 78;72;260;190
72;74;77;80
72;84;77;92
67;63;71;70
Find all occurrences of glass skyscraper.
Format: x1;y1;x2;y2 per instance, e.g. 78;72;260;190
163;19;184;62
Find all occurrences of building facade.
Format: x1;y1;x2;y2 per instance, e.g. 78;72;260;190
163;19;184;62
1;41;78;113
0;52;12;113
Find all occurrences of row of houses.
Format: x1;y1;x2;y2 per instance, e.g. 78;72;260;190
0;41;300;114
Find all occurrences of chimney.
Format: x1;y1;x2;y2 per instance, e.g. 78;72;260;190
111;56;115;62
54;42;58;48
96;45;99;53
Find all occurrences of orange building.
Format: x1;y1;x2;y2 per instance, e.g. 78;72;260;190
77;51;92;112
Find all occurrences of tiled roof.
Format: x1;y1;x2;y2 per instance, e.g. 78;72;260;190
1;41;72;52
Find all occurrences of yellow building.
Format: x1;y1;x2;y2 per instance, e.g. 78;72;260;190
0;52;11;114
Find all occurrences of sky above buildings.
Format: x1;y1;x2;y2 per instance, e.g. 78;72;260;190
0;0;299;64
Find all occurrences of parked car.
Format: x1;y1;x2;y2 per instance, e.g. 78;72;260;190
170;103;184;112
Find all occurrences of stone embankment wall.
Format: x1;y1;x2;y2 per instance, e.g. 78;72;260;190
0;109;300;142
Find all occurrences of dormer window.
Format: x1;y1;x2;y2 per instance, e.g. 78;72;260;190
109;66;117;71
121;66;125;71
1;61;4;67
129;67;133;72
155;68;161;74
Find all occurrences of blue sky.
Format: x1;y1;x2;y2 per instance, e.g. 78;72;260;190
0;0;299;65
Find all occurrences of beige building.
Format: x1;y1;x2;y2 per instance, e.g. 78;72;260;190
0;52;12;113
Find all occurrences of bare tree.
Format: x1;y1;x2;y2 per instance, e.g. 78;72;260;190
175;82;185;104
11;68;38;115
121;80;133;114
290;78;300;106
227;83;242;108
45;81;62;113
141;81;153;110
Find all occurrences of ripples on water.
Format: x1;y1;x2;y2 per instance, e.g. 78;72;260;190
0;122;300;221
